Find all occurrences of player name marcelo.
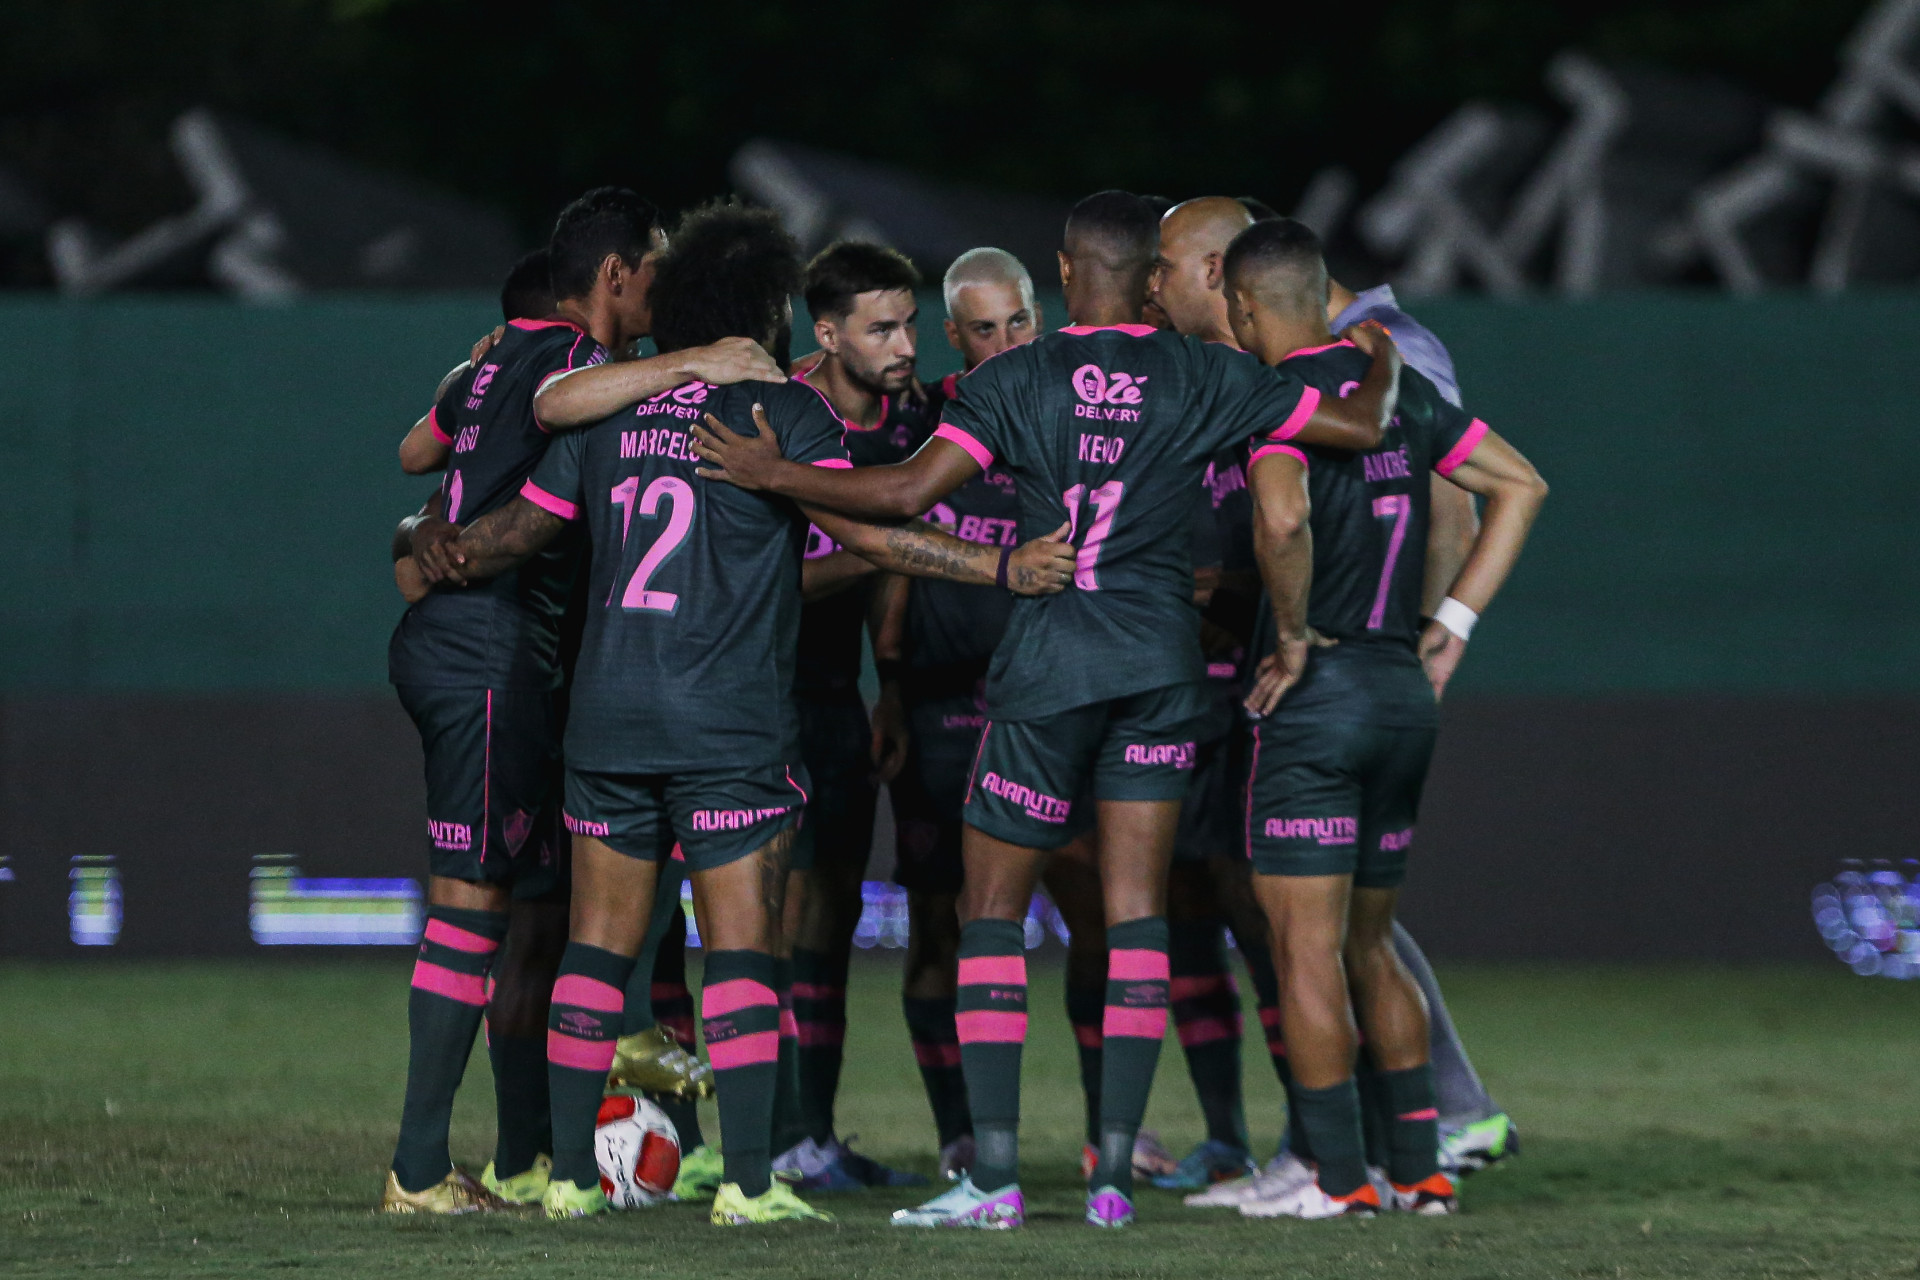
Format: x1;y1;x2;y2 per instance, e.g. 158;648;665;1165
1123;741;1197;768
980;771;1072;823
1264;816;1358;845
620;427;699;463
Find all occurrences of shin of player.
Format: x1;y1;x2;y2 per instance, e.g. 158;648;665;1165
1230;218;1546;1218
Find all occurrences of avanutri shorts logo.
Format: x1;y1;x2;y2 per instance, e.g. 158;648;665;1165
1263;816;1359;846
979;771;1072;823
689;805;791;832
1123;741;1197;769
427;819;472;851
1379;827;1416;852
563;812;611;837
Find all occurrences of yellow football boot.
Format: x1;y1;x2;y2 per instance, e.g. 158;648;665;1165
380;1168;504;1215
710;1180;834;1226
542;1177;608;1220
481;1154;552;1206
607;1025;714;1099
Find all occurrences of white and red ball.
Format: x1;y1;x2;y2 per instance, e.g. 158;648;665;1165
594;1093;680;1207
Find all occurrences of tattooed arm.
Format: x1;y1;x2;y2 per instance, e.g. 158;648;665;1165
800;505;1074;596
419;497;568;586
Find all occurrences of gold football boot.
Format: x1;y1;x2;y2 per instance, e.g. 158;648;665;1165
380;1168;506;1214
607;1025;714;1099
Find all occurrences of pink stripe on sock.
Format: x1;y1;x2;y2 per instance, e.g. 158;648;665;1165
1108;948;1170;982
957;954;1026;987
956;1010;1028;1044
708;1029;781;1069
551;973;624;1013
1073;1023;1103;1049
779;1007;800;1039
1258;1005;1281;1030
796;1022;845;1047
790;982;844;1000
1398;1107;1440;1122
1176;1015;1240;1047
1103;1005;1169;1040
1168;974;1229;1001
912;1041;963;1068
547;1029;616;1072
702;978;778;1018
412;960;488;1006
425;918;500;954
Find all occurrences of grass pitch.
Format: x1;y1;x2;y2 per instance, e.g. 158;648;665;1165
3;958;1918;1278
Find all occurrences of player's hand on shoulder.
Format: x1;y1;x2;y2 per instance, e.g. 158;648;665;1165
684;336;788;387
1418;619;1466;702
1340;319;1400;364
693;404;788;490
1007;522;1074;596
470;324;506;366
411;516;470;585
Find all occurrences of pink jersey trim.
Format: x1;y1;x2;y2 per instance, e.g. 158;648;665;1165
702;978;778;1018
812;457;853;468
1269;385;1323;441
520;479;580;521
1060;323;1159;337
424;917;500;955
785;767;810;808
1108;948;1170;982
1283;337;1357;360
412;960;489;1006
1435;418;1490;477
546;1028;617;1072
1176;1015;1241;1048
1250;443;1309;470
427;406;453;446
933;422;994;469
1103;1006;1169;1039
509;317;581;332
708;1030;781;1069
956;1010;1028;1044
552;973;624;1013
958;954;1026;987
940;372;960;399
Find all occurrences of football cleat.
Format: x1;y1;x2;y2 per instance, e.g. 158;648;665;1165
1152;1139;1257;1191
1085;1185;1134;1228
607;1025;714;1100
1389;1172;1458;1215
672;1144;726;1200
938;1134;976;1181
1185;1149;1314;1208
710;1180;834;1225
1440;1113;1518;1175
774;1137;859;1191
1240;1178;1380;1220
480;1154;551;1205
826;1135;927;1188
380;1168;504;1215
1130;1129;1180;1180
541;1177;608;1220
891;1176;1024;1229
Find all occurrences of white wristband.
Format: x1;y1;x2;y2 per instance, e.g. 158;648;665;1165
1434;597;1478;642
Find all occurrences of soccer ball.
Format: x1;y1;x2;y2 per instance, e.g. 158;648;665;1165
594;1092;680;1207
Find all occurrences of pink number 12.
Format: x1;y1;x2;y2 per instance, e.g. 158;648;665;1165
609;476;695;613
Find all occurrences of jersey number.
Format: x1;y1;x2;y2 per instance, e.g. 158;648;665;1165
1367;494;1412;631
1062;481;1126;591
444;470;465;524
610;476;695;613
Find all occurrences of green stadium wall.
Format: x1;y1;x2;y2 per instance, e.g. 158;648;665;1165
0;293;1912;960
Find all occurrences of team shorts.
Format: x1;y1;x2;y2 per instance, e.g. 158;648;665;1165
562;761;812;874
890;694;986;894
791;694;876;876
1245;716;1437;888
962;683;1210;851
394;684;567;901
1173;729;1249;864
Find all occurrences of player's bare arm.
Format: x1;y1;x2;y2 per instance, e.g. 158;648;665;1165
1244;449;1318;717
803;505;1072;597
391;491;443;603
1423;475;1480;616
532;336;787;429
1417;428;1548;699
1287;320;1401;452
799;548;879;602
692;404;979;521
425;496;568;586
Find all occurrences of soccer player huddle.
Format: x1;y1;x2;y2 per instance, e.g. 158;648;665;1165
381;184;1547;1228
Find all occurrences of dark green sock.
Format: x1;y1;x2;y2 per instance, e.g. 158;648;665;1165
1293;1078;1368;1196
1169;919;1248;1150
1357;1056;1389;1170
1064;978;1105;1148
769;957;808;1155
792;946;849;1142
1092;917;1170;1195
487;1032;550;1178
903;994;972;1146
1380;1063;1441;1187
702;949;783;1197
545;942;633;1188
392;906;507;1192
958;919;1027;1191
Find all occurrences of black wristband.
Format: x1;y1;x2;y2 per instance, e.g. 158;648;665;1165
874;658;907;685
995;545;1012;590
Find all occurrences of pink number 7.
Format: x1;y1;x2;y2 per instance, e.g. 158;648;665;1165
1367;494;1412;631
1062;480;1126;590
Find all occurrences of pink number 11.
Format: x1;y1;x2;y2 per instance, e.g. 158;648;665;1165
1062;480;1126;590
1367;494;1412;630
